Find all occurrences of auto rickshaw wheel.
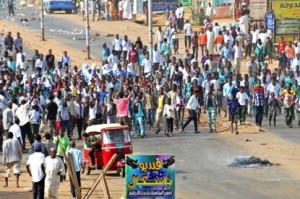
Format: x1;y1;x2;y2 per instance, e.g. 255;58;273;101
85;165;91;175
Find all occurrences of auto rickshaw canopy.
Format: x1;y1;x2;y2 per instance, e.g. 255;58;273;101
85;123;129;135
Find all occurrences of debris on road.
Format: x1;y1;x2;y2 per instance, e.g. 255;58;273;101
229;156;275;168
245;139;251;142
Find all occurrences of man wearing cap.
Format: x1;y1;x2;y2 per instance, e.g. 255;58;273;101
26;142;46;199
3;132;22;188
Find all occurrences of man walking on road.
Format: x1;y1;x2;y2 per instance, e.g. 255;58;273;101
44;147;65;199
180;88;201;134
68;140;84;199
26;143;46;199
2;132;22;188
253;80;265;127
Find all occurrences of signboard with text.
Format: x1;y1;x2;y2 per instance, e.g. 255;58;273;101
125;154;175;199
265;12;274;31
249;0;267;20
275;35;295;43
276;19;300;35
152;0;178;12
180;0;192;7
272;0;300;20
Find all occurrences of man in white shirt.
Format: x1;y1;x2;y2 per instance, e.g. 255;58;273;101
252;26;260;53
156;26;164;50
16;46;27;67
236;86;249;124
232;41;244;71
112;34;122;60
60;51;71;67
152;44;161;72
141;52;153;76
239;14;250;34
206;2;215;22
294;41;300;55
3;132;22;188
180;88;200;133
16;97;34;150
267;78;281;99
26;143;46;199
35;54;47;72
8;118;23;147
121;35;130;65
183;19;192;49
108;50;119;71
291;53;300;71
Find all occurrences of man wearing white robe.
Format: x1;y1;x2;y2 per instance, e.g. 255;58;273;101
206;2;215;22
239;14;250;34
206;26;215;54
122;0;132;20
44;147;65;199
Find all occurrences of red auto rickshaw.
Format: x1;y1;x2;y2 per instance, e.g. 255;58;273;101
84;123;133;177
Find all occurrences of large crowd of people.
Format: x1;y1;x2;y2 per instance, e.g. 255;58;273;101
1;1;300;199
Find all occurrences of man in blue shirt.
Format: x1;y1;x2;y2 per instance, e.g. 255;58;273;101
222;76;235;117
102;43;111;64
220;42;232;62
68;140;84;199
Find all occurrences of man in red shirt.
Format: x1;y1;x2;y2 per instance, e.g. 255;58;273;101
127;43;139;76
278;36;287;55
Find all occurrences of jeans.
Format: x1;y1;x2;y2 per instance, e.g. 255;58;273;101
166;118;174;133
8;5;14;16
155;108;163;129
182;109;198;131
146;109;154;126
33;177;45;199
252;43;257;55
48;120;56;138
76;118;83;139
245;43;252;57
122;51;128;66
133;116;145;137
185;36;191;49
284;106;293;126
239;105;247;122
70;171;81;198
30;123;40;135
61;120;70;136
20;122;34;150
172;38;179;53
106;115;116;124
0;129;3;152
255;106;264;125
192;46;198;60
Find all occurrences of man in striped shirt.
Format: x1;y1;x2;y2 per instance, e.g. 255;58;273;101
244;29;252;58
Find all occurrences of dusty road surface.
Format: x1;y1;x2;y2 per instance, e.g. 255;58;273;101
1;5;300;199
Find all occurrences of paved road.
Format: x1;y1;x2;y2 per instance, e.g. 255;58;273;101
2;6;300;199
1;6;112;60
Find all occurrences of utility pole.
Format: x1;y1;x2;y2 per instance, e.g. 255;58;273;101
148;0;153;60
41;0;45;41
85;0;91;59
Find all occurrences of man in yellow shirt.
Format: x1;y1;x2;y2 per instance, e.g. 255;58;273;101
155;88;166;134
